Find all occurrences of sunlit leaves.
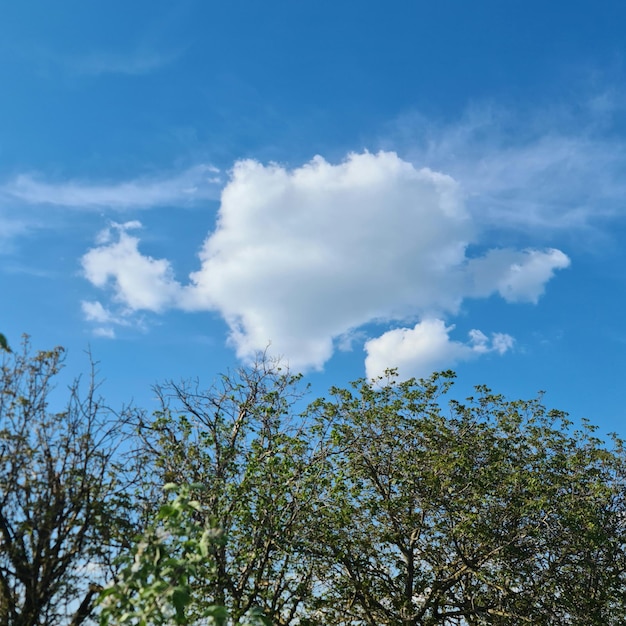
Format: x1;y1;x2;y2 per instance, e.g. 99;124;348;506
97;485;269;626
306;371;626;625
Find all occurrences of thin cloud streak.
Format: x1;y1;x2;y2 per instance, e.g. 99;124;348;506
2;165;221;210
26;43;186;77
69;47;185;76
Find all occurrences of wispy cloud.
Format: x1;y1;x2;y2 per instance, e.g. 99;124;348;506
92;327;116;339
14;39;186;80
68;47;184;76
81;299;137;339
2;165;221;210
24;42;186;77
0;216;31;253
385;97;626;232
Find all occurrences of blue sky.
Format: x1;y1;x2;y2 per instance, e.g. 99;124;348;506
3;1;626;431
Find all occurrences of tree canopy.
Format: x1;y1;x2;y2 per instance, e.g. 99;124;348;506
2;341;626;625
305;373;626;625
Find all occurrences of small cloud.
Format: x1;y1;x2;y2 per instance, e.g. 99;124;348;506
92;327;116;339
82;223;182;312
81;300;129;325
81;300;136;338
82;301;114;324
491;332;516;354
95;220;142;245
468;248;571;303
364;319;515;381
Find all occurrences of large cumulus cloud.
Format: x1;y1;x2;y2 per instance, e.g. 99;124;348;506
81;151;569;373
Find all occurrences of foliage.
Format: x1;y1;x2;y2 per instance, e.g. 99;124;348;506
131;357;324;624
4;337;626;625
97;484;271;626
305;371;626;625
0;339;131;626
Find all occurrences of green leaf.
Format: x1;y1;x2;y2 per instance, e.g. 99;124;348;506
204;605;228;625
242;607;272;625
172;586;190;620
0;333;11;353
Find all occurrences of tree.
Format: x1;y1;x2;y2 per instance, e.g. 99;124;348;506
81;358;626;625
131;357;325;624
0;339;131;626
305;371;626;625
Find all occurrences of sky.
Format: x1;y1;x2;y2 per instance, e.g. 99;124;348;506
2;0;626;433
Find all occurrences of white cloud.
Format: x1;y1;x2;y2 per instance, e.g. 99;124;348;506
180;152;476;368
81;300;117;324
81;152;568;373
2;165;221;210
467;248;571;303
92;327;116;339
82;222;182;311
491;332;516;354
81;296;145;338
81;299;136;326
364;319;515;381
